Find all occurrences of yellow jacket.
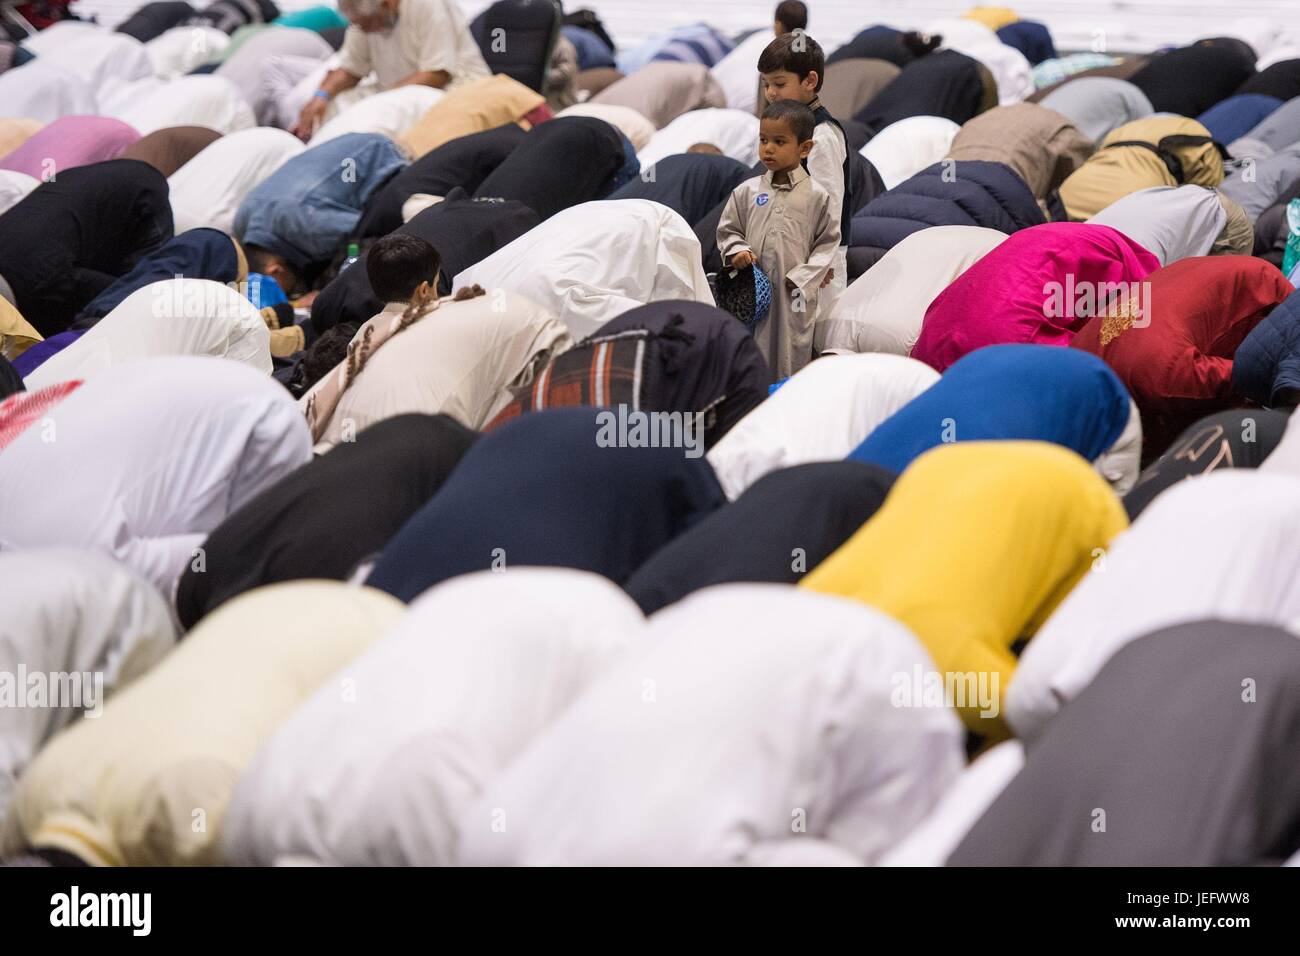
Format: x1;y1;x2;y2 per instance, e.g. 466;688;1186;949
802;441;1128;740
1059;116;1223;220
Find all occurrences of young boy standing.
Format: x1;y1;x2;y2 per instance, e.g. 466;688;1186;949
717;100;840;377
757;32;851;327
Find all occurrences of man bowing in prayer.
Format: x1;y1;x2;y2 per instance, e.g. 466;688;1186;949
293;0;490;139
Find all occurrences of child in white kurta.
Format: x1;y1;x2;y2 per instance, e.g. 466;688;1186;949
717;99;840;377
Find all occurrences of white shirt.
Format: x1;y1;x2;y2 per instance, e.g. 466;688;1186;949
24;279;272;390
0;549;176;833
457;584;964;866
223;569;645;866
455;200;714;340
706;352;939;500
338;0;490;91
0;357;311;604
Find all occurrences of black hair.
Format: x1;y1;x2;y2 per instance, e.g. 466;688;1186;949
774;1;807;32
293;322;359;396
757;31;825;91
761;99;816;142
243;243;300;289
364;233;441;303
901;31;942;58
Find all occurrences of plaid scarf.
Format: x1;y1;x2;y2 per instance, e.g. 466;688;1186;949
487;329;649;430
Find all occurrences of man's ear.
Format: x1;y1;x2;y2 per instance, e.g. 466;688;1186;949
804;71;820;95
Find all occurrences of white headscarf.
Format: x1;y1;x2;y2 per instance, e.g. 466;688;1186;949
145;26;232;80
0;582;402;866
0;357;311;602
0;549;176;831
223;569;645;866
1008;471;1300;743
308;85;442;147
114;75;256;137
169;127;305;234
0;170;38;217
301;290;570;452
1088;185;1228;266
24;279;272;390
817;225;1007;355
456;584;964;866
706;353;940;500
0;62;97;123
637;107;760;168
861;116;961;190
454;199;714;340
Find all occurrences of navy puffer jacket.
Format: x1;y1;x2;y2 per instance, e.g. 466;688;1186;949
847;160;1045;280
1233;287;1300;406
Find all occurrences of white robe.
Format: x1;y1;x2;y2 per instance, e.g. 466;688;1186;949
1008;471;1300;743
0;582;402;866
145;26;231;80
637;108;760;169
308;85;443;148
0;549;176;832
706;352;939;500
0;357;311;604
23;29;153;108
709;30;773;114
816;225;1007;356
223;569;645;866
114;75;256;137
861;116;962;191
301;291;571;453
24;279;271;390
457;584;965;866
0;62;97;123
879;741;1025;866
169;127;305;234
454;199;714;340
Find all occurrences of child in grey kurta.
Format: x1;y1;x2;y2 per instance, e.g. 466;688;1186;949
717;99;840;377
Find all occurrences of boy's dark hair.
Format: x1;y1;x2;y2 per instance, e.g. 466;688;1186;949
365;233;441;303
762;99;816;142
774;1;807;32
757;31;825;91
294;322;359;396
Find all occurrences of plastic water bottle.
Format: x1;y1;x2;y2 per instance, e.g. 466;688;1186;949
340;241;360;272
1284;200;1300;279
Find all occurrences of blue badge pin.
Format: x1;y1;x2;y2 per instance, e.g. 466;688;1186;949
756;194;769;206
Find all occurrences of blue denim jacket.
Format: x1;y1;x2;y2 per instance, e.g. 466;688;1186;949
234;132;409;272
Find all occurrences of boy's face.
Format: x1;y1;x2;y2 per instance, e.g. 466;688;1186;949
761;69;819;104
759;117;813;173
